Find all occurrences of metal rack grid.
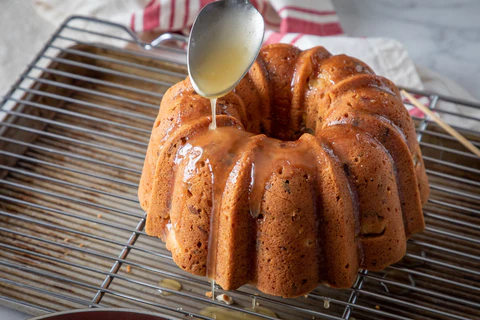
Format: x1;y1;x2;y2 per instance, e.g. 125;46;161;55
0;15;479;320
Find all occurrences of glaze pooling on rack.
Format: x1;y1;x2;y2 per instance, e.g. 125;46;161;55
158;278;182;296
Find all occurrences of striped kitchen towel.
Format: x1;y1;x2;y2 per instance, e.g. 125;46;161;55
129;0;345;44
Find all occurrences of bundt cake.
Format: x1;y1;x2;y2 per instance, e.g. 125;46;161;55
138;44;430;298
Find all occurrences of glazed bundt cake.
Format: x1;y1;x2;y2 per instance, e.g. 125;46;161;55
139;44;430;298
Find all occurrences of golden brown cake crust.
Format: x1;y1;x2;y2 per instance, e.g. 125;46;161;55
138;44;430;298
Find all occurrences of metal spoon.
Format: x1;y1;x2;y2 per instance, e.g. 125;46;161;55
187;0;265;99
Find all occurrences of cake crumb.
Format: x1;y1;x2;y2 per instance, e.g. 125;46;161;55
375;305;380;310
97;214;102;219
205;291;213;298
216;293;233;305
304;294;309;298
79;243;84;248
323;299;330;309
126;265;131;273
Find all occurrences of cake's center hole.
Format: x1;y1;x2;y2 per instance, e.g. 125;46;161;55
259;107;314;141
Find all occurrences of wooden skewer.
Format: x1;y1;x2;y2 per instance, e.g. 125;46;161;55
401;89;480;158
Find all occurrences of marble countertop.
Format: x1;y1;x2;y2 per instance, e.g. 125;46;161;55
333;0;480;100
0;0;478;319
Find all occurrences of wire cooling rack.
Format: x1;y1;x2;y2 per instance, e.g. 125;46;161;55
0;16;479;320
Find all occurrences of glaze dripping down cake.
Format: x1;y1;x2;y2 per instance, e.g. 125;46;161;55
139;44;430;298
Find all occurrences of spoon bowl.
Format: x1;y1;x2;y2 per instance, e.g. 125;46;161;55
187;0;265;99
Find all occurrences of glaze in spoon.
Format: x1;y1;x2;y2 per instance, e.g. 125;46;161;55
187;0;265;99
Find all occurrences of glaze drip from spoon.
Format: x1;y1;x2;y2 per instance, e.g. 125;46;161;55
209;98;217;130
